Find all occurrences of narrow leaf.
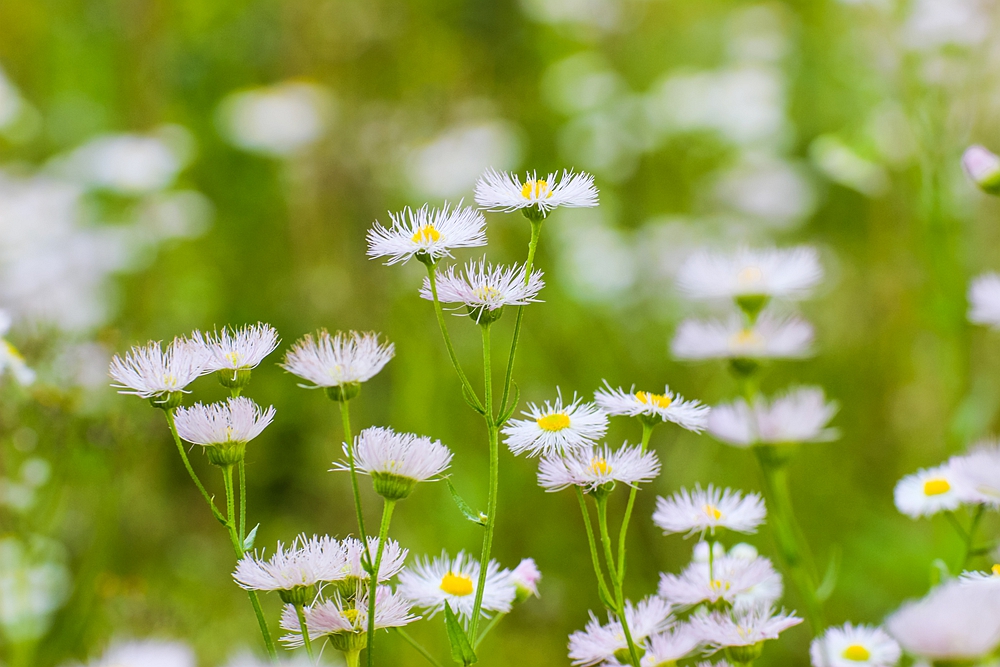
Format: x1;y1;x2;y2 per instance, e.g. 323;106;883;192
499;383;521;425
447;480;486;527
444;602;477;665
815;546;841;601
598;585;616;612
242;523;260;552
462;385;485;415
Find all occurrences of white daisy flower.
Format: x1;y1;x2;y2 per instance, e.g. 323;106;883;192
510;558;542;602
671;313;814;361
420;258;544;323
708;387;839;448
86;640;196;667
950;443;1000;506
502;392;608;457
173;396;275;466
191;323;279;373
568;597;674;666
658;554;782;610
968;274;1000;328
279;586;417;649
223;651;322;667
811;623;902;667
893;463;967;518
397;551;515;623
691;605;802;649
474;168;598;216
885;579;1000;661
653;485;766;537
0;311;35;386
366;202;487;265
339;536;408;582
233;534;348;598
677;246;823;301
281;331;394;395
333;426;452;500
109;338;209;401
593;383;710;432
641;625;702;667
537;443;661;493
960;564;1000;588
962;145;1000;194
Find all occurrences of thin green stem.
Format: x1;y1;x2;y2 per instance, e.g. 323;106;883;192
707;538;716;581
340;400;368;543
345;650;361;667
366;499;396;667
576;488;614;603
239;459;247;542
474;612;506;649
396;628;444;667
616;422;655;579
961;505;986;570
164;410;225;523
498;219;543;417
424;262;484;412
596;497;642;667
296;604;315;660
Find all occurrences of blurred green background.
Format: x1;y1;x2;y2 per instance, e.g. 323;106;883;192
1;0;1000;665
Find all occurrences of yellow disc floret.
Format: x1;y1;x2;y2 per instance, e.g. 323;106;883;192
842;645;871;662
923;478;951;496
412;225;442;244
737;266;764;285
730;329;764;350
636;391;673;409
342;608;361;627
521;179;552;200
589;457;611;477
702;504;723;520
472;286;501;301
440;571;475;597
992;563;1000;577
537;413;571;432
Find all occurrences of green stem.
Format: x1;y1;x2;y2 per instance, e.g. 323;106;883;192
345;649;361;667
366;499;396;667
708;539;716;581
164;410;225;523
616;422;655;579
498;219;543;417
396;629;444;667
296;604;315;660
239;459;247;542
596;496;642;667
424;262;484;412
576;488;614;604
340;400;369;543
469;324;499;642
961;505;986;570
474;612;506;649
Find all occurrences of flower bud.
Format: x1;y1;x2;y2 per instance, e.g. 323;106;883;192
511;558;541;604
963;145;1000;195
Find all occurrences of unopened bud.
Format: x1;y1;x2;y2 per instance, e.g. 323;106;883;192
963;145;1000;195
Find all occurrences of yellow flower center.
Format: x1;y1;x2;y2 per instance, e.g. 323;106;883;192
731;329;763;349
636;391;673;409
342;608;360;626
737;266;764;285
842;645;871;662
440;571;474;597
992;564;1000;577
521;179;553;200
589;457;611;476
537;413;571;432
225;351;243;366
703;504;722;520
709;579;731;592
411;225;442;243
4;341;24;362
473;286;501;301
923;478;951;496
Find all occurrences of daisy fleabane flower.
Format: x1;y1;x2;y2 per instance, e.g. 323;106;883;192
281;330;394;397
641;625;702;667
671;313;813;361
653;485;766;537
191;323;279;374
593;382;710;432
950;442;1000;506
340;536;408;582
398;551;515;623
502;392;608;457
810;623;902;667
677;246;823;301
109;337;209;402
86;640;196;667
173;397;275;466
510;558;542;603
691;605;802;649
233;535;347;602
658;554;782;610
279;587;416;650
334;426;452;500
420;258;544;323
963;145;1000;194
893;463;969;518
366;202;487;265
538;443;660;493
568;596;674;666
474;168;598;216
968;274;1000;328
708;387;839;448
960;563;1000;588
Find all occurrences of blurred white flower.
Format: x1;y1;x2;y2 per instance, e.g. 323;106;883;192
542;53;626;115
968;273;1000;327
677;246;823;302
713;155;817;227
406;121;521;198
950;442;1000;506
218;82;333;157
0;66;25;130
811;623;902;667
672;312;814;361
82;640;195;667
894;463;969;518
0;536;71;643
903;0;989;51
708;387;839;448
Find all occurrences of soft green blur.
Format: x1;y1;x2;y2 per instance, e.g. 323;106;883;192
1;0;999;666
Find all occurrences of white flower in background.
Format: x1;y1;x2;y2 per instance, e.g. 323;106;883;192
398;551;515;622
474;168;599;214
233;535;348;593
671;313;814;360
279;587;416;648
568;597;674;666
282;330;394;389
0;536;70;643
677;246;823;301
968;274;1000;328
658;554;782;610
811;623;902;667
367;203;487;265
537;443;660;493
713;155;817;228
593;383;710;432
641;625;702;667
502;392;608;456
708;387;839;447
218;81;333;157
191;323;279;373
174;397;275;447
108;338;209;399
405;120;522;198
84;640;196;667
962;146;1000;195
902;0;989;51
335;426;452;500
653;485;766;537
692;606;802;648
950;443;1000;506
0;66;25;131
420;258;545;319
340;537;408;582
885;579;1000;661
0;311;34;385
510;558;542;602
893;463;968;518
224;652;325;667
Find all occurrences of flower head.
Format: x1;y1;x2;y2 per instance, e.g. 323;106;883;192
671;313;814;361
86;640;196;667
960;564;1000;588
233;535;347;595
691;606;802;648
641;625;702;667
950;442;1000;506
593;383;710;432
335;426;452;500
537;443;660;493
568;597;674;666
367;203;487;265
708;387;839;448
173;397;275;466
810;623;902;667
475;168;598;216
653;485;766;537
398;551;515;623
279;586;416;649
340;536;408;582
510;558;542;602
420;258;544;323
968;273;1000;328
191;323;279;373
677;246;823;301
109;338;209;401
281;330;394;392
893;463;968;518
502;392;608;457
962;145;1000;194
658;554;782;610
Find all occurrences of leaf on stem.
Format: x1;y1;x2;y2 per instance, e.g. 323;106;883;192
598;584;617;612
498;383;520;425
243;523;260;552
462;384;486;416
815;546;841;602
444;602;478;666
447;480;487;527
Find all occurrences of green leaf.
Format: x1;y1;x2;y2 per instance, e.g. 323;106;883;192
597;585;616;612
242;523;260;552
447;480;486;527
461;385;485;415
498;383;520;425
815;546;841;601
444;602;477;665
